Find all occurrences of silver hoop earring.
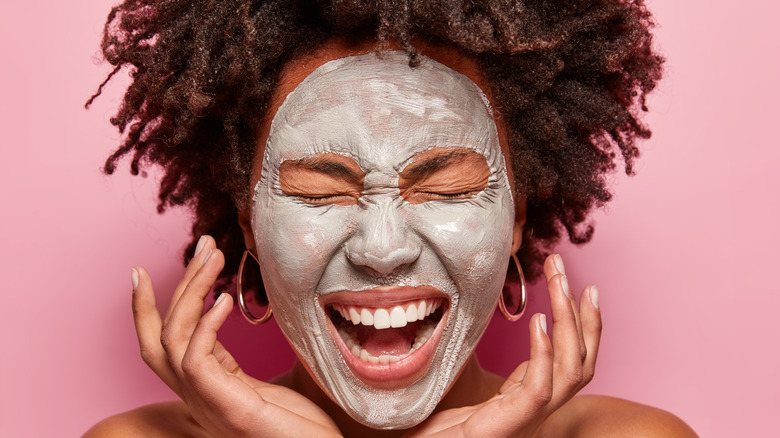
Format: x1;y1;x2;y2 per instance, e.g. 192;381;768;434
237;250;273;325
498;253;527;322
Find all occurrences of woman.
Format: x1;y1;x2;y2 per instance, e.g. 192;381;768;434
86;0;696;436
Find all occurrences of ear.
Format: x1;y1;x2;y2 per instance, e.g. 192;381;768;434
238;209;257;253
511;195;527;254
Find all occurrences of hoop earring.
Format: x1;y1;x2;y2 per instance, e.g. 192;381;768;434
237;250;273;325
498;253;527;322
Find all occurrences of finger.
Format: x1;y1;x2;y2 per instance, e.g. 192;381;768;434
161;248;225;372
499;360;529;394
180;294;255;425
545;255;586;361
181;293;235;380
163;235;215;323
131;266;183;397
542;253;564;280
183;295;340;437
547;272;585;404
450;315;551;438
503;255;564;391
577;285;602;390
497;314;552;421
190;295;261;387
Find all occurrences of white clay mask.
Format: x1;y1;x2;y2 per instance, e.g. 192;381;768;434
251;51;515;429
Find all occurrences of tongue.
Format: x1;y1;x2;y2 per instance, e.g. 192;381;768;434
356;322;420;356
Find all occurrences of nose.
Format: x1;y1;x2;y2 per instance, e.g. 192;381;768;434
345;197;421;275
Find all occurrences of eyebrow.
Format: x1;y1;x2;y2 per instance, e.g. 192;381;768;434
285;156;363;181
402;150;471;180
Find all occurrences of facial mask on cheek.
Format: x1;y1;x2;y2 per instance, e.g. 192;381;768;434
251;51;516;429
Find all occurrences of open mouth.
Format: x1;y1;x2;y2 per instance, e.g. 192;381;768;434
328;299;445;363
321;289;449;386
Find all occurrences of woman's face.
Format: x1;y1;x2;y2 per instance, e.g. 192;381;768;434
243;43;522;429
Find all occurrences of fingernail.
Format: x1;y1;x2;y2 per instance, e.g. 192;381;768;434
554;254;566;275
194;235;207;256
590;285;600;310
214;293;227;308
561;275;570;298
540;314;548;334
131;268;139;290
201;249;213;266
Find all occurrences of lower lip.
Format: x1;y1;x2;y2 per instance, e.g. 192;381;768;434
325;307;449;389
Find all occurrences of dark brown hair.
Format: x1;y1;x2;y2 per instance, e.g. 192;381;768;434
89;0;663;301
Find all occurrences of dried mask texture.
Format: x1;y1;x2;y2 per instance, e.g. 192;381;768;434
252;52;514;427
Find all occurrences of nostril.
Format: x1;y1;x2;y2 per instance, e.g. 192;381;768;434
345;245;421;275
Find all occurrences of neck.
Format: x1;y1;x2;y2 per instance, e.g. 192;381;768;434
276;355;504;437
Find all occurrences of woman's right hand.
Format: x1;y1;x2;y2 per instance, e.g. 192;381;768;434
131;235;342;437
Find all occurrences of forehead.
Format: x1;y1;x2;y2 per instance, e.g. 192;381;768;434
283;52;491;117
265;52;498;170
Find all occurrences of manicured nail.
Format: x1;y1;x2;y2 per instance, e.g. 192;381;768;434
554;254;566;275
540;314;548;334
194;235;207;256
201;249;213;266
590;285;600;310
131;268;139;290
561;275;570;298
214;293;227;308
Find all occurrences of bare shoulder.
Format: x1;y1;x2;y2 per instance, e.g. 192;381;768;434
538;395;698;438
83;401;207;438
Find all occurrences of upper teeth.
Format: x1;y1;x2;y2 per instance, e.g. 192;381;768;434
333;299;442;330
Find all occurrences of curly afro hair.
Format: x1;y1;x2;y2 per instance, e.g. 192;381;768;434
89;0;663;302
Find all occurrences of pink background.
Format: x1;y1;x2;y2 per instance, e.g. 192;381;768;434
1;1;778;436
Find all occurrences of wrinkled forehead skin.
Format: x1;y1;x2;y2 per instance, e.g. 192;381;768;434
263;52;499;171
251;51;515;429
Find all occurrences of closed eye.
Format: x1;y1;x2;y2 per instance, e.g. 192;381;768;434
417;190;482;200
399;148;490;205
295;193;357;205
279;153;365;206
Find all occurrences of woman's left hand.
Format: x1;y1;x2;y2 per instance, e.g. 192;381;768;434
403;254;602;438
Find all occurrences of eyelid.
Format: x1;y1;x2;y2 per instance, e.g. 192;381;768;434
397;148;490;204
292;192;359;206
403;176;488;203
279;154;365;201
407;188;483;202
425;189;481;198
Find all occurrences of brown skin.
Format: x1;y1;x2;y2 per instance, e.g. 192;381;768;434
85;396;697;437
85;40;697;437
279;148;491;206
84;246;695;437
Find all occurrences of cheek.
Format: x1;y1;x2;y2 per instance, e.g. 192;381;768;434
411;197;514;296
253;198;353;298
